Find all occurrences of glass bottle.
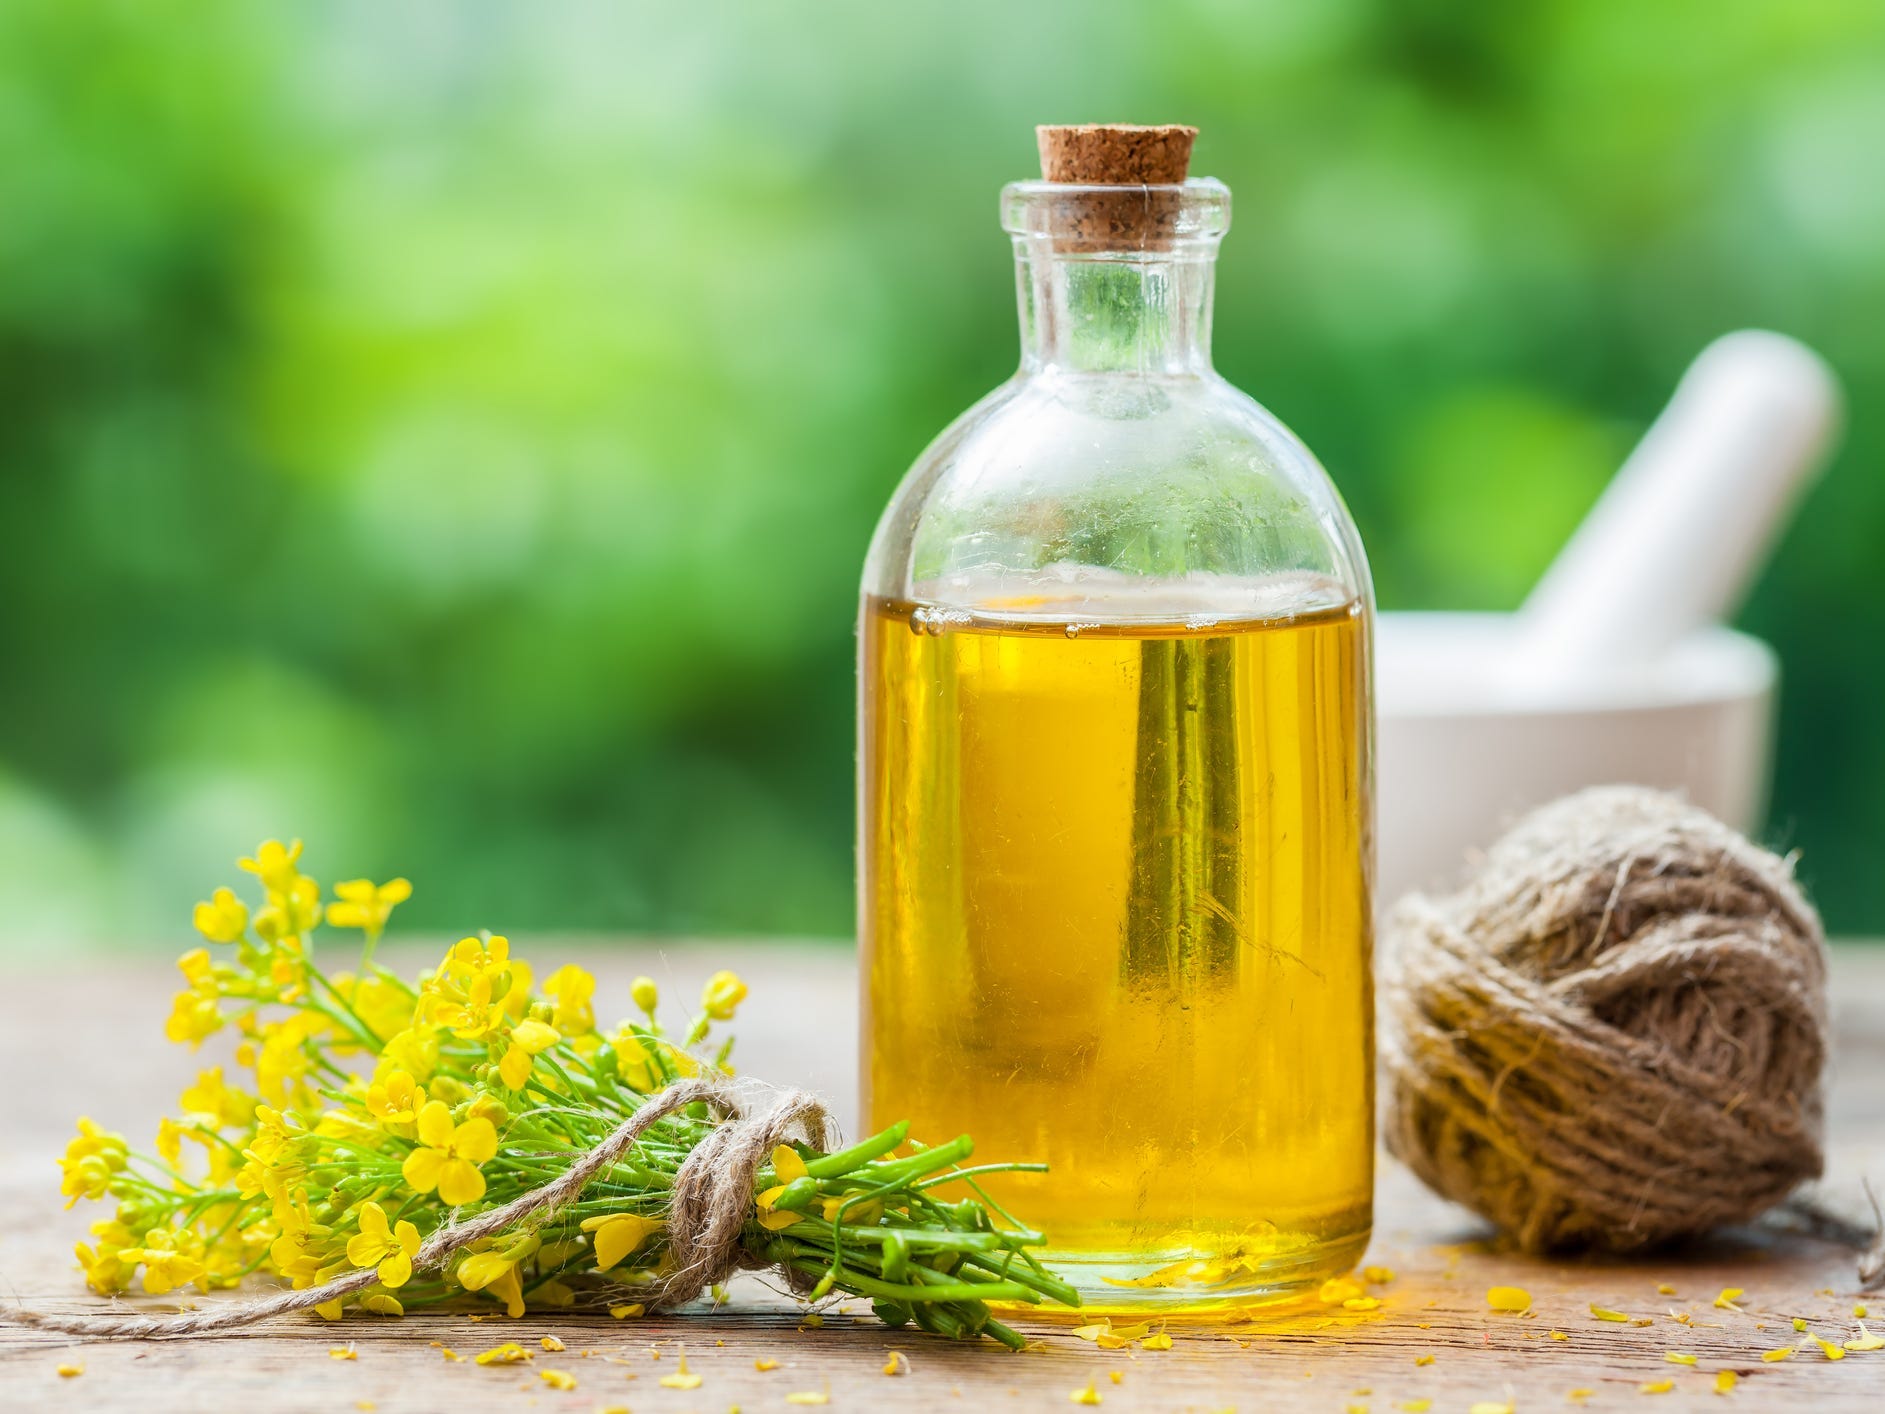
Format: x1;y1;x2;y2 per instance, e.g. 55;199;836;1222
858;126;1374;1310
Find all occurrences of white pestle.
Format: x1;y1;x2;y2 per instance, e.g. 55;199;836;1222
1504;330;1842;697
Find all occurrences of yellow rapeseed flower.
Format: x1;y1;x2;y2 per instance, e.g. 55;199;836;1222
754;1185;802;1232
700;970;747;1021
772;1144;811;1185
365;1070;426;1127
421;937;519;1040
179;1067;256;1129
58;1117;128;1206
193;888;249;943
579;1213;663;1271
542;964;596;1034
74;1217;136;1293
254;875;320;946
346;1201;421;1288
326;878;412;934
458;1241;535;1319
498;1019;562;1091
402;1100;498;1205
611;1030;661;1090
164;988;224;1047
120;1226;207;1295
377;1027;440;1083
239;839;305;895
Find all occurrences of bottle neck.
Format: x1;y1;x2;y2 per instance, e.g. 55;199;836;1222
1014;241;1218;376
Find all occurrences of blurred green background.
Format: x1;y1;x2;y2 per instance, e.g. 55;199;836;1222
3;0;1882;948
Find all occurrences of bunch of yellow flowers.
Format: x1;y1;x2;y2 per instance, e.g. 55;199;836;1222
57;842;1072;1346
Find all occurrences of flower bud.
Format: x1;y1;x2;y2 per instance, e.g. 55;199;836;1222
700;970;747;1022
631;976;658;1015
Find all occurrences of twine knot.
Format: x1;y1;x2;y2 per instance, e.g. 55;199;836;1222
657;1084;831;1306
1383;785;1829;1254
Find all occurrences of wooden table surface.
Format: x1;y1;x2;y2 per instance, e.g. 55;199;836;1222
3;940;1883;1412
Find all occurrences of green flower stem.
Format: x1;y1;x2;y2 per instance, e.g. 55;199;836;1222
804;1122;910;1178
776;1255;1040;1307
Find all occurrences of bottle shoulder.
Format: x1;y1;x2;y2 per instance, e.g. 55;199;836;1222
863;370;1370;611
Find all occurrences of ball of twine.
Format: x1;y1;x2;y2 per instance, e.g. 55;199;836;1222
1382;785;1829;1254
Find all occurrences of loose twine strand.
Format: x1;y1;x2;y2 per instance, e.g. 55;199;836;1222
1384;785;1883;1284
7;1077;831;1340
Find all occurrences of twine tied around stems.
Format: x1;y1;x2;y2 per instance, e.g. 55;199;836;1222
7;1077;831;1339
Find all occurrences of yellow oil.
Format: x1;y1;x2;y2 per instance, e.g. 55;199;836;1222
859;583;1373;1309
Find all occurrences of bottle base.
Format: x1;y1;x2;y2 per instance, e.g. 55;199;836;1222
1020;1222;1373;1317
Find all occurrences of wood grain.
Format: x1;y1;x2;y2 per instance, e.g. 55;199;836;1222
3;940;1881;1412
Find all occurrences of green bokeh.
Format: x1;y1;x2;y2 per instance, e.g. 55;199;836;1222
2;0;1882;945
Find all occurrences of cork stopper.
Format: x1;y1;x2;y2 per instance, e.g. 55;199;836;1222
1036;124;1197;185
1017;124;1209;251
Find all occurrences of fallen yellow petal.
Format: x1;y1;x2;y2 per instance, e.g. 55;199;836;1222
882;1351;906;1376
1548;1331;1569;1341
1568;1392;1593;1406
56;1364;82;1378
1344;1296;1382;1312
786;1392;831;1407
608;1303;644;1319
1400;1402;1432;1413
1845;1320;1884;1352
1857;1304;1870;1319
1070;1323;1110;1343
1641;1379;1674;1394
540;1335;565;1352
539;1369;578;1391
755;1358;781;1371
1591;1304;1630;1322
1793;1317;1808;1332
1714;1288;1745;1311
1657;1284;1677;1295
438;1348;463;1362
475;1343;532;1365
1665;1351;1697;1365
1470;1402;1516;1414
1107;1371;1123;1384
329;1347;357;1361
1814;1336;1846;1361
1071;1380;1103;1406
1319;1277;1365;1304
1760;1346;1794;1363
1141;1332;1173;1350
1414;1353;1435;1365
1715;1370;1737;1393
658;1351;703;1391
1487;1286;1531;1312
